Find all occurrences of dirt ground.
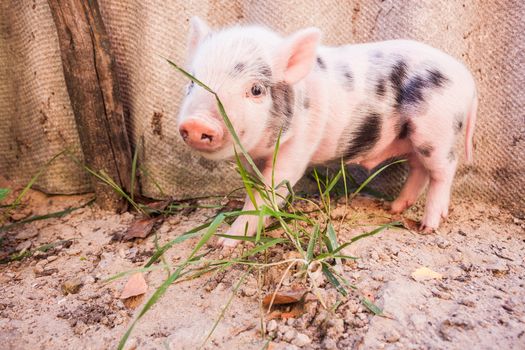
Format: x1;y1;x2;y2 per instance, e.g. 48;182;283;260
0;187;524;350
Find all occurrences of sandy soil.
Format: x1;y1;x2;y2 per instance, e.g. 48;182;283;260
0;188;524;350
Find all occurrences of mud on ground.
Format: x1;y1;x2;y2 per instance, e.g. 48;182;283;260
0;187;524;350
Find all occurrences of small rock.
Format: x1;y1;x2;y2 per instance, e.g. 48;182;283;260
46;255;58;262
330;206;347;220
62;278;83;295
83;275;96;285
124;337;138;350
446;266;464;280
33;260;47;275
435;237;450;249
267;319;278;332
321;338;338;350
67;248;81;256
241;286;257;297
458;298;476;308
385;329;400;343
486;261;508;276
292;333;311;347
16;240;32;252
371;271;384;281
283;329;297;342
16;228;39;240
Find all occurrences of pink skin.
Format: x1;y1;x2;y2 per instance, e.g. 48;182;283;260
178;17;478;246
179;117;224;152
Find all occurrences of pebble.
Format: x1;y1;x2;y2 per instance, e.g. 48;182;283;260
371;271;385;281
385;329;400;343
292;333;311;347
458;299;476;307
123;338;138;350
83;275;96;284
46;255;58;262
283;329;297;342
15;228;38;240
435;237;450;249
322;338;338;350
16;240;32;252
62;278;83;295
33;260;47;274
241;286;257;297
267;319;278;332
67;248;81;256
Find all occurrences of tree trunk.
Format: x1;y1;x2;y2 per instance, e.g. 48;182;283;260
48;0;132;212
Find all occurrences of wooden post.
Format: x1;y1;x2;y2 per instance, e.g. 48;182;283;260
48;0;132;211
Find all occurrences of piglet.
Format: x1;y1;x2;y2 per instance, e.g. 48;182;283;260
177;17;477;246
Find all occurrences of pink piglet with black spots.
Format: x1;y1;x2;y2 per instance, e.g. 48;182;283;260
177;17;477;247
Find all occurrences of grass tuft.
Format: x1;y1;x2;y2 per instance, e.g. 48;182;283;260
110;59;406;349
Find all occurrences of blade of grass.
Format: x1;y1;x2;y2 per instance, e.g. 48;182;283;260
322;263;348;296
0;198;95;233
164;57;265;181
119;213;227;350
361;297;383;315
199;267;252;349
11;150;67;208
0;188;10;202
351;159;406;198
306;224;320;262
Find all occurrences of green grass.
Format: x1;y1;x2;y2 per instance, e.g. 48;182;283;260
109;60;405;349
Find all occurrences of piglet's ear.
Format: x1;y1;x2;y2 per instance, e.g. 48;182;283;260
275;27;321;84
187;16;211;62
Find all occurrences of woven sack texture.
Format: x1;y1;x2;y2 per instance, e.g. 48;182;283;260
1;0;523;212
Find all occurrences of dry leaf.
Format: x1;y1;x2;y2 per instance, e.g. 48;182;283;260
411;267;443;281
123;294;145;309
120;273;147;299
147;200;171;211
262;289;306;307
124;217;160;240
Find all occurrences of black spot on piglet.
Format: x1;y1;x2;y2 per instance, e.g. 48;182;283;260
397;120;412;139
344;112;382;160
316;56;327;70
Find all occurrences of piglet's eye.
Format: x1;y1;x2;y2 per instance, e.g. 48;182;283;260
250;83;266;97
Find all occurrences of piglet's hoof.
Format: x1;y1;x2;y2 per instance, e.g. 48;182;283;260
216;236;240;248
418;223;437;235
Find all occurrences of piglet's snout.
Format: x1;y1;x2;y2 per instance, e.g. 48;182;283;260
179;117;224;152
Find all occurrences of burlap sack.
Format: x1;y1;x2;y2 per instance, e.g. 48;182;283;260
1;0;523;212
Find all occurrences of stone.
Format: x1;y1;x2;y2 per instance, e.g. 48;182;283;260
16;240;32;252
385;329;400;343
62;278;83;295
292;333;311;347
283;329;297;342
16;228;39;240
267;319;278;332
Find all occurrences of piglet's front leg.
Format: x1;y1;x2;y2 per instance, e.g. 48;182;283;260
218;144;311;247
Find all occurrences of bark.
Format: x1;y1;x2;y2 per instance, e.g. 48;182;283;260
48;0;132;211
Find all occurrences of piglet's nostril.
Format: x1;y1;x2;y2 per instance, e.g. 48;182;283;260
180;129;189;140
201;133;213;142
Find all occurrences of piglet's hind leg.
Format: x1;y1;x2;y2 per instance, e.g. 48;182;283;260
389;155;429;213
420;156;458;231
